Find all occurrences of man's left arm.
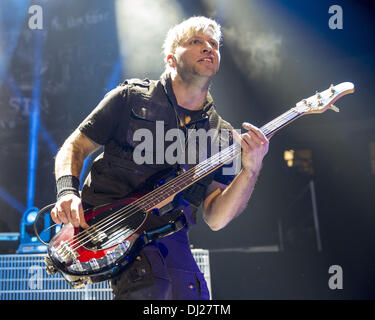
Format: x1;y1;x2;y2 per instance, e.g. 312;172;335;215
202;123;269;231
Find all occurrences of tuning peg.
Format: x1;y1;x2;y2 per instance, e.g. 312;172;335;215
315;91;321;99
330;84;335;96
329;104;340;112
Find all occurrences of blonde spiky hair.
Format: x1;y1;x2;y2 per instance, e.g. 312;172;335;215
162;16;222;72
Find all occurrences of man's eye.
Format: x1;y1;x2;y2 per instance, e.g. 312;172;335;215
191;39;200;44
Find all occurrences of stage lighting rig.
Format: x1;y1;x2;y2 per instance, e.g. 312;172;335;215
17;206;51;254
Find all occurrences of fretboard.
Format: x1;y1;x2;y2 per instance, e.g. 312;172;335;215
136;108;303;211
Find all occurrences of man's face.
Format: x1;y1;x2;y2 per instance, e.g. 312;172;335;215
172;30;221;81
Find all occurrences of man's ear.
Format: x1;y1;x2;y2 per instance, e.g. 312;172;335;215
167;54;176;67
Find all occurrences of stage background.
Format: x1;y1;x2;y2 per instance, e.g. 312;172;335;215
0;0;374;299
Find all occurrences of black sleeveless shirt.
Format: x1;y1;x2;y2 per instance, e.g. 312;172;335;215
78;73;236;225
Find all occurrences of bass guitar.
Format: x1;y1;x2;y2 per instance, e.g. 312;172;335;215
37;82;354;288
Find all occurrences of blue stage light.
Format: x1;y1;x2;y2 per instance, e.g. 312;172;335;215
22;206;39;224
25;209;38;225
17;206;49;254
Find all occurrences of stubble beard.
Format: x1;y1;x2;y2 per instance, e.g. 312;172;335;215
177;60;218;87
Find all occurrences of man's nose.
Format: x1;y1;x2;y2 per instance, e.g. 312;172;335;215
201;42;213;54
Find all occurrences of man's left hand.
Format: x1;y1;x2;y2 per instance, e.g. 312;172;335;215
232;122;270;178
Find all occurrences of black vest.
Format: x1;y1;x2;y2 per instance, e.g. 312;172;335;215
81;74;234;225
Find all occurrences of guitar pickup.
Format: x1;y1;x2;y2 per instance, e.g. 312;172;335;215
88;229;108;245
156;202;175;216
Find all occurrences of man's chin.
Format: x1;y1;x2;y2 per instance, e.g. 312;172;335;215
179;66;218;83
195;66;218;78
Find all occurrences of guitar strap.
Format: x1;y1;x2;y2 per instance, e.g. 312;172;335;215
143;208;187;243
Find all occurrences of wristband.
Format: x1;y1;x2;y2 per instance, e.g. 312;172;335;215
56;175;80;200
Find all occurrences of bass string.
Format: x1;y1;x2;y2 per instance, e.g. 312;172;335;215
63;143;240;253
60;146;240;258
77;109;295;243
69;155;239;254
63;109;298;253
261;109;299;135
65;143;240;252
62;110;296;253
84;145;239;242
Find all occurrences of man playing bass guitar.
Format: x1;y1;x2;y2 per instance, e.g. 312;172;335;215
50;16;269;300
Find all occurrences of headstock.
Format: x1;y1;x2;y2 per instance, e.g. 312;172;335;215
293;82;355;115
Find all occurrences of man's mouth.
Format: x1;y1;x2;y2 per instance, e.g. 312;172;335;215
198;56;214;64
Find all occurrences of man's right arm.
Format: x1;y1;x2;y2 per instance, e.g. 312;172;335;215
51;129;101;228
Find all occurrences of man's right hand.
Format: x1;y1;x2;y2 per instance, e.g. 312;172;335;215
51;194;89;229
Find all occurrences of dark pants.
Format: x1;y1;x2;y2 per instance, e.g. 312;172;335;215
110;241;210;300
82;202;210;300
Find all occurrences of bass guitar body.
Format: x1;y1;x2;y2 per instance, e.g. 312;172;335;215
45;167;187;288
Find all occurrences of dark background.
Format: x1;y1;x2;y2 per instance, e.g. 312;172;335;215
0;0;374;299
